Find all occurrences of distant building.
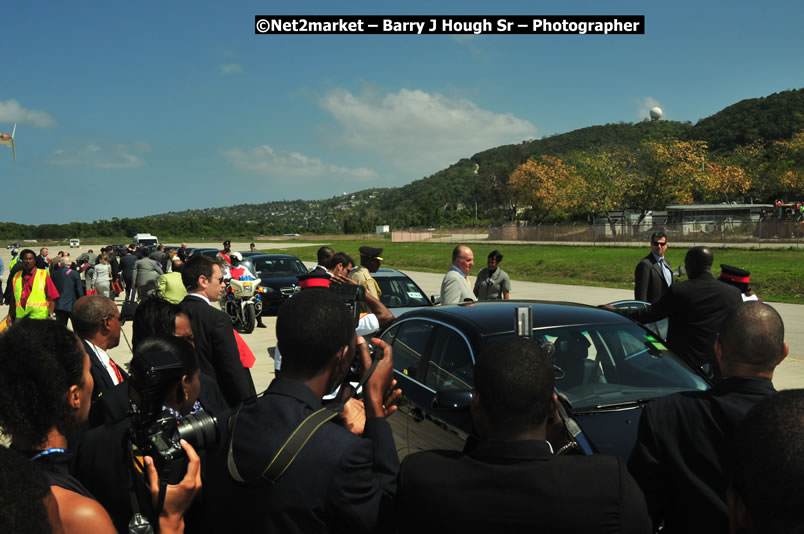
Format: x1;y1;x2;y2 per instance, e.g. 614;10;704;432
375;225;390;234
666;203;772;233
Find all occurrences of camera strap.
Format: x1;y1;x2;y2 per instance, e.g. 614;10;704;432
227;356;382;485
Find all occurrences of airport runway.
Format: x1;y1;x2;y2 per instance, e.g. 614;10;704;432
1;241;801;392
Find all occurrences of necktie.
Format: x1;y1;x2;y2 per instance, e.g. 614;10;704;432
109;358;124;384
659;258;672;287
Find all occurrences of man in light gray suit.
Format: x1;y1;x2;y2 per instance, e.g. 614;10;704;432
440;245;477;305
132;248;163;301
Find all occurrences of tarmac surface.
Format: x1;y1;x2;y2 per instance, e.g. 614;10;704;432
1;241;801;392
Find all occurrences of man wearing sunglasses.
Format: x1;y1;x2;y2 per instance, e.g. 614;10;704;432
635;231;673;304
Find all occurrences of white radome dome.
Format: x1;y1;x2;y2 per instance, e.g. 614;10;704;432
649;107;663;120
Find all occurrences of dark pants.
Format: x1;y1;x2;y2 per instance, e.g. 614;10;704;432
123;275;136;303
55;310;71;327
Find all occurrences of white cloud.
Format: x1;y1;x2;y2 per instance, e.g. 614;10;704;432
635;96;664;121
47;142;147;169
0;99;57;127
319;88;537;175
220;63;243;74
222;144;377;182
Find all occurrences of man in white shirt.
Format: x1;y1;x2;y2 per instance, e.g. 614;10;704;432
72;295;128;402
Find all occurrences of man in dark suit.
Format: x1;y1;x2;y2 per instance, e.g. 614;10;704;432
729;389;804;534
308;246;334;274
72;295;128;402
50;254;85;326
179;254;255;407
628;301;787;533
608;246;742;376
120;245;138;303
35;247;49;270
634;231;673;303
204;288;400;533
396;337;651;533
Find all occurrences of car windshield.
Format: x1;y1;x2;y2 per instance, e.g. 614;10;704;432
376;276;430;307
252;257;307;277
484;322;708;411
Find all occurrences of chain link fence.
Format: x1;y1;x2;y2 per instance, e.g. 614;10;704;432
391;219;804;247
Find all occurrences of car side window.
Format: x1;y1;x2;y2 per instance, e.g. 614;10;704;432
424;326;474;392
381;320;435;381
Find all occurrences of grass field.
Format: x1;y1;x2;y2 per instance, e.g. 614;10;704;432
260;240;804;304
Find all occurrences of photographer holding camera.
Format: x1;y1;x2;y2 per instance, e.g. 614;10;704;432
206;288;401;532
74;335;210;533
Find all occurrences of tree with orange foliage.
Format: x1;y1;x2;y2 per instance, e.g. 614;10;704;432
623;139;707;224
697;160;751;203
508;155;585;223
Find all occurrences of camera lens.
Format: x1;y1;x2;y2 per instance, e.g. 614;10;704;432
177;411;219;450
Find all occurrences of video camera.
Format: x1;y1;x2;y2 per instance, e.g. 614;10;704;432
129;350;219;484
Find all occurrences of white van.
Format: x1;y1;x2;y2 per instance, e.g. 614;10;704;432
133;233;158;247
69;238;80;248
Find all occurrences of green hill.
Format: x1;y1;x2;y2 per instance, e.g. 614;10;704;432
2;88;802;240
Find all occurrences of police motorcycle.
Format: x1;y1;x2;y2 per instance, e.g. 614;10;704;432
221;253;264;334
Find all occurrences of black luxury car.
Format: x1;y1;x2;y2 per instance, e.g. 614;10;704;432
244;254;308;311
380;300;709;460
371;268;433;317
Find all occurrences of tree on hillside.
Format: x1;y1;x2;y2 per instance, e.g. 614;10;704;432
623;138;707;224
509;155;585;223
773;131;804;198
571;150;629;234
697;159;751;203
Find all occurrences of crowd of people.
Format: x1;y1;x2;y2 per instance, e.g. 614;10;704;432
0;239;801;533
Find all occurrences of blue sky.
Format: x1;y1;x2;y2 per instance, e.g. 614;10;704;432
1;1;802;224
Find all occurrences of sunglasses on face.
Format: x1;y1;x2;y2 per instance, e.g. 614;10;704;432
652;241;667;247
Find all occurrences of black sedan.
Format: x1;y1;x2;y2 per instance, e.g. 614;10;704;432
245;254;308;311
380;301;709;460
371;268;433;317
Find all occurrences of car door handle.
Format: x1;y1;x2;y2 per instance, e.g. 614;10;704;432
409;407;424;422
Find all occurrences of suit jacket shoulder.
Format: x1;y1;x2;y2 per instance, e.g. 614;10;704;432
398;442;650;533
179;295;256;407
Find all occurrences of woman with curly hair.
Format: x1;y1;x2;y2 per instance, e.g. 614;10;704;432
0;318;200;534
0;318;115;533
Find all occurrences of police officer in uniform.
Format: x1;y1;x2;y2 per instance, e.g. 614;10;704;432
349;246;383;310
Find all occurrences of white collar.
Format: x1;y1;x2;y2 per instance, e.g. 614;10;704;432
187;292;210;304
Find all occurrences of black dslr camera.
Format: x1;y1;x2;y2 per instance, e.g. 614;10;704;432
130;350;218;484
327;283;379;383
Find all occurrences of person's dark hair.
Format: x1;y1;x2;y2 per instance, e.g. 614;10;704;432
276;288;354;379
317;246;335;265
488;250;503;263
474;337;554;429
452;245;467;263
730;389;804;533
684;246;714;277
182;254;217;291
0;446;53;534
141;248;150;258
650;231;667;243
719;302;785;371
328;252;355;271
19;248;36;260
0;319;87;447
132;295;192;349
71;295;118;339
131;336;199;406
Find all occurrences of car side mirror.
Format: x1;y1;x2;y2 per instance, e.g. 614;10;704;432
432;390;472;411
430;294;441;305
